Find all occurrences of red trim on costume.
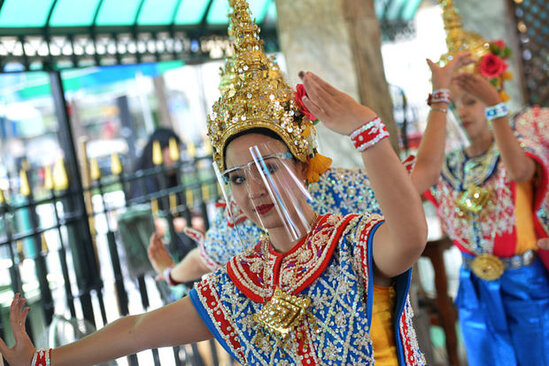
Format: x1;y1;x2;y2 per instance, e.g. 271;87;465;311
423;190;438;208
492;182;518;257
525;152;549;268
293;214;357;294
195;279;245;360
226;245;266;302
226;214;355;302
525;152;549;216
400;312;415;365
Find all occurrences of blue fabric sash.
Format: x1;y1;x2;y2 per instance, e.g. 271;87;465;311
456;254;549;366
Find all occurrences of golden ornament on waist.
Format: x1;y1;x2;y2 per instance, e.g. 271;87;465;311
254;287;311;337
470;254;505;280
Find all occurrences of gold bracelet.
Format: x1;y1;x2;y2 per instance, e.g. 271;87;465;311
430;107;448;113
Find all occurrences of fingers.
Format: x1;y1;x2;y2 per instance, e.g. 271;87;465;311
301;96;325;120
426;58;437;72
9;294;24;326
538;238;549;250
149;232;163;248
13;308;30;345
304;72;339;96
301;72;332;109
0;336;8;354
453;73;476;89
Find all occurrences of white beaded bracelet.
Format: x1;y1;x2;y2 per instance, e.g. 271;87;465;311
485;102;508;120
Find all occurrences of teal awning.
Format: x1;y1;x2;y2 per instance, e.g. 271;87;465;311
0;0;420;72
376;0;423;41
0;0;278;72
0;0;276;32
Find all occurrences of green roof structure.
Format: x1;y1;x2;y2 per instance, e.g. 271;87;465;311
0;0;421;72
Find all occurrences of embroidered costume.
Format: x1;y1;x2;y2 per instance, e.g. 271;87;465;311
425;2;549;364
425;131;549;365
190;214;424;365
188;0;426;364
427;4;549;358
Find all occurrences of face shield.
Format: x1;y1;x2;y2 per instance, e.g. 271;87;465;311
446;103;472;153
215;142;316;243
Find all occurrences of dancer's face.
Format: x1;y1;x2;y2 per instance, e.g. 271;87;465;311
450;84;491;140
224;133;308;231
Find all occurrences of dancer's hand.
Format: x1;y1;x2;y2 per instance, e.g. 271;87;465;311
537;238;549;250
427;52;474;90
148;233;175;280
453;72;502;106
299;72;377;135
0;294;35;366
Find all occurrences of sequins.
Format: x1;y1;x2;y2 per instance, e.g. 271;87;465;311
194;213;425;365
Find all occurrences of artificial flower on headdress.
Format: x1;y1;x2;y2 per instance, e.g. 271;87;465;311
477;39;513;101
478;53;508;79
478;39;511;79
439;0;515;102
294;84;317;122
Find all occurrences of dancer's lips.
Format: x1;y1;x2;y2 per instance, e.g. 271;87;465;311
255;203;275;215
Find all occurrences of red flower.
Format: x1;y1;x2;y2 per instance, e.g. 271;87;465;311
478;54;508;78
294;84;317;121
492;39;506;50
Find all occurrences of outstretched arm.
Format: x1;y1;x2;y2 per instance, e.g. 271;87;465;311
0;294;212;366
301;72;427;279
411;53;474;194
454;73;536;182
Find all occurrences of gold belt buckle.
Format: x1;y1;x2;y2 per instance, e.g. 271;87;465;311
470;254;505;280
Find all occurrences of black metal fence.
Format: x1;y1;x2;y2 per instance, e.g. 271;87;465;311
0;142;225;365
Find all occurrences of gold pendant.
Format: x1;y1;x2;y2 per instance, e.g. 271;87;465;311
456;184;491;215
254;287;311;337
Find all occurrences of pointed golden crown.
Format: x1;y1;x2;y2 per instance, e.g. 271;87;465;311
439;0;489;66
439;0;513;100
208;0;309;172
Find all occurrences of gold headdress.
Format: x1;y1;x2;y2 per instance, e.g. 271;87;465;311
208;0;331;180
440;0;513;101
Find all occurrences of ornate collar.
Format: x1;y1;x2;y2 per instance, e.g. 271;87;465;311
441;142;500;191
226;214;355;303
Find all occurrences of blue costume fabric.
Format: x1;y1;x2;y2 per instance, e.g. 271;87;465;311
426;106;549;365
190;214;425;365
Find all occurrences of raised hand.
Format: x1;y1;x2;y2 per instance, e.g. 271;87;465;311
538;238;549;250
427;52;474;90
0;294;35;366
148;233;175;281
453;72;502;106
299;72;377;135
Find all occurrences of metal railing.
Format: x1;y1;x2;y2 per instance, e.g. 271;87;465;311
0;142;224;365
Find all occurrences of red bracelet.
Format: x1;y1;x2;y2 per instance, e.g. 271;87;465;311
163;266;182;286
427;89;450;106
32;348;51;366
349;117;389;152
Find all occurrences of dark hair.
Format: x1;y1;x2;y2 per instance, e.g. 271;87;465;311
134;128;182;171
129;128;182;200
222;128;286;167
